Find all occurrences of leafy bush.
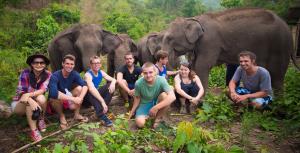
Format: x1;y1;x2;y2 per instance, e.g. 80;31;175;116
209;65;226;88
0;49;27;102
196;92;235;123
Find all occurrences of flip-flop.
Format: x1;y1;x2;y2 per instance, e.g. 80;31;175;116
74;116;89;123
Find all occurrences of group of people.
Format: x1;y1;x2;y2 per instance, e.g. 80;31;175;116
11;50;272;142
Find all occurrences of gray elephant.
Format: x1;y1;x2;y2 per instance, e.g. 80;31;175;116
107;33;138;76
48;24;122;73
162;8;298;92
137;32;164;65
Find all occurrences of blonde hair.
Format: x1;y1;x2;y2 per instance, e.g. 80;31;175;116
89;55;101;64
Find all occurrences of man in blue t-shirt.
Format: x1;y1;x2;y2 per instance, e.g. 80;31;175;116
48;54;88;130
117;52;142;105
84;56;116;127
128;62;176;129
228;51;273;109
154;50;178;79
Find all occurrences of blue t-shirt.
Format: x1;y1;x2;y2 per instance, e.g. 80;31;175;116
155;64;167;78
87;69;102;88
48;70;87;99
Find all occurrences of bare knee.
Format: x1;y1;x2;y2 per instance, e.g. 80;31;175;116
158;92;167;102
36;95;47;105
135;117;146;128
72;86;82;96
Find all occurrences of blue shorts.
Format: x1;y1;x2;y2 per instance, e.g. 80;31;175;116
235;87;272;105
136;99;157;118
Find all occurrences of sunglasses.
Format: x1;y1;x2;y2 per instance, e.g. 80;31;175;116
32;61;46;65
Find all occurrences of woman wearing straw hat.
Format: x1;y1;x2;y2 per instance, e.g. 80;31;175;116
11;54;51;142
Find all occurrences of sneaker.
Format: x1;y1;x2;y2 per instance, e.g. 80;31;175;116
100;114;113;127
30;129;42;142
38;118;46;132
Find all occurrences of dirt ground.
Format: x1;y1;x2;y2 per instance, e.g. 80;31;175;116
0;94;299;153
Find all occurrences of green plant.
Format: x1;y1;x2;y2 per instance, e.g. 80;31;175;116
209;65;226;88
173;121;214;153
196;92;235;123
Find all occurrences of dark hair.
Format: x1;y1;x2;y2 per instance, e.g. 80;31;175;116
179;61;196;80
29;69;48;89
124;52;134;58
63;54;76;63
155;50;169;61
239;51;256;62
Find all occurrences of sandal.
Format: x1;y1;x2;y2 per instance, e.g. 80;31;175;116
60;122;69;130
74;116;89;123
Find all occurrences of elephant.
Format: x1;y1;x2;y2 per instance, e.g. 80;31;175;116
107;33;138;76
48;24;122;73
162;8;298;92
137;32;165;65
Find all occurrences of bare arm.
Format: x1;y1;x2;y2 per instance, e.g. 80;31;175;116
174;75;193;100
167;70;178;76
194;76;204;100
101;70;116;93
84;73;106;104
154;90;176;110
117;72;131;93
129;96;141;118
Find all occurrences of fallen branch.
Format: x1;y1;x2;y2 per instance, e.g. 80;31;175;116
11;121;83;153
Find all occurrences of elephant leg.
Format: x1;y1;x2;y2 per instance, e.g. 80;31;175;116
107;53;115;77
193;62;210;91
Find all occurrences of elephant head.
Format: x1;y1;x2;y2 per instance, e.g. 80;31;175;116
107;34;138;76
48;24;122;72
162;17;204;68
137;32;165;65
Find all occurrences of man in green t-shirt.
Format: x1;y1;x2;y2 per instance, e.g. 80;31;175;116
128;62;176;128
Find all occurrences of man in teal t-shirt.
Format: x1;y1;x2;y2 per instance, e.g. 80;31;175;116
129;62;176;128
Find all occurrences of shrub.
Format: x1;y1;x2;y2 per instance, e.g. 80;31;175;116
0;49;27;102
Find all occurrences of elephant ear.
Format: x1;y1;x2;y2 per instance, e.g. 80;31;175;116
147;34;159;55
102;30;122;54
184;19;204;44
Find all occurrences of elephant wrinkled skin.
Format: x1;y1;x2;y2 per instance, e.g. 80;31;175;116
48;24;122;73
107;34;138;76
162;8;296;92
137;32;164;65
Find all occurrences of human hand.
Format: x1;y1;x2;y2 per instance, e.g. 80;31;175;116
29;100;41;111
102;103;108;114
108;84;115;94
73;97;83;105
128;110;135;120
189;98;198;105
128;89;135;97
149;106;159;117
236;94;248;103
19;93;31;102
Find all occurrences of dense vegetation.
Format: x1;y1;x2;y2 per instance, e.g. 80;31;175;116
0;0;299;152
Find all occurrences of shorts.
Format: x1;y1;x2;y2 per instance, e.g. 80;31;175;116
135;99;157;118
235;87;272;105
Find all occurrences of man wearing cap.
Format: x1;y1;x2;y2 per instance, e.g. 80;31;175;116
48;54;88;130
11;54;51;141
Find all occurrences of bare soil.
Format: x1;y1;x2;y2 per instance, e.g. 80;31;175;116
0;94;299;153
